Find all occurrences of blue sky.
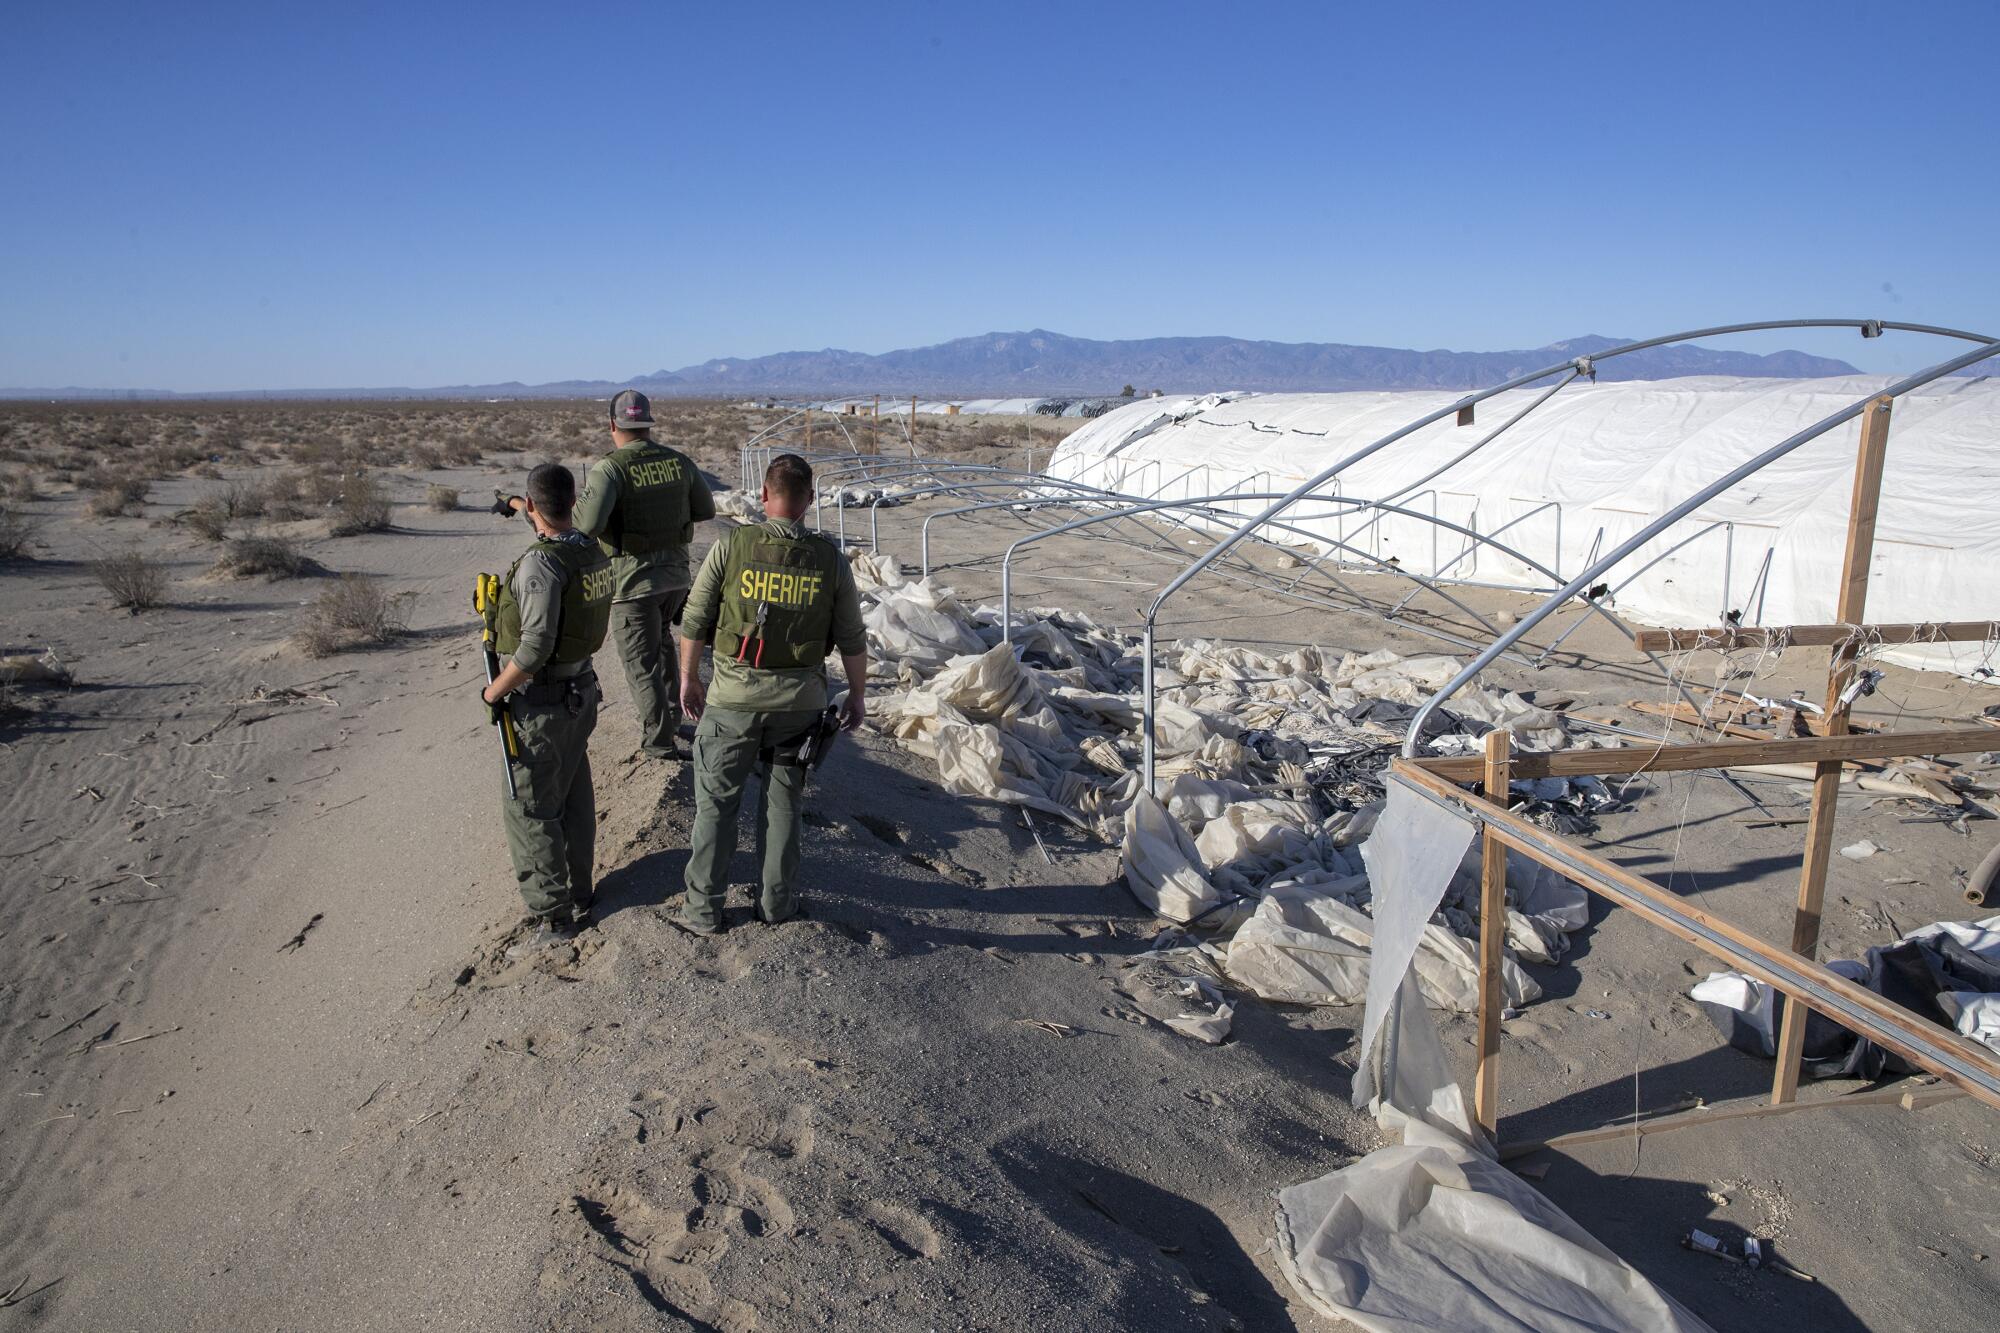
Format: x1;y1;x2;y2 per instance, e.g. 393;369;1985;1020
2;1;1994;390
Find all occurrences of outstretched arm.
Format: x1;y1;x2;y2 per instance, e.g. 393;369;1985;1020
677;635;708;721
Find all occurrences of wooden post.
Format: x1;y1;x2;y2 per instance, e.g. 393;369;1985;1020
1475;727;1512;1138
871;394;880;455
1771;394;1892;1104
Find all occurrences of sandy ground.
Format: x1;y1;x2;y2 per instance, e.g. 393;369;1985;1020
1;435;1995;1331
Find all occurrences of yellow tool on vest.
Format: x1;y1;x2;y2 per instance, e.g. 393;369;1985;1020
472;571;521;800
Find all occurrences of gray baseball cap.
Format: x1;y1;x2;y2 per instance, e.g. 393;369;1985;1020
610;388;655;429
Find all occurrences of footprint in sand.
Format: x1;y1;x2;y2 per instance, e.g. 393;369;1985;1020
569;1101;815;1328
855;1201;942;1260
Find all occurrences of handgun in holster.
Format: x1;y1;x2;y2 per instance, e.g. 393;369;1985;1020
763;704;842;771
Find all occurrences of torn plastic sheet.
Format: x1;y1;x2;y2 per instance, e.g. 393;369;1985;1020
1275;784;1710;1333
1350;781;1480;1138
1121;790;1223;923
1225;881;1541;1012
1275;1117;1713;1333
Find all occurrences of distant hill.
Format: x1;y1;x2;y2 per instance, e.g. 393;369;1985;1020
660;330;1860;396
2;329;1863;401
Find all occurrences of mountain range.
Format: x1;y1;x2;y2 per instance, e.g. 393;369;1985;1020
5;329;1864;401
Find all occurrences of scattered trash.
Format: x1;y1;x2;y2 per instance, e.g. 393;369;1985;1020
0;649;74;688
1692;912;2000;1068
1682;1227;1743;1264
1014;1019;1077;1038
1840;839;1881;860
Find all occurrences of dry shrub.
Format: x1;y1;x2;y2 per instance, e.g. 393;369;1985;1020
329;473;392;535
0;507;40;560
84;474;150;517
5;470;38;503
182;502;230;542
91;547;168;611
215;480;264;518
439;435;484;466
425;483;459;513
260;470;307;521
303;468;348;507
214;534;313;580
296;575;407;656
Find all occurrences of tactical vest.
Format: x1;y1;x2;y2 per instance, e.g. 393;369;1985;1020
715;524;841;671
598;440;696;558
496;536;614;667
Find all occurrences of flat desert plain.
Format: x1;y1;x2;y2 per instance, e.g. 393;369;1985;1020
0;400;1994;1331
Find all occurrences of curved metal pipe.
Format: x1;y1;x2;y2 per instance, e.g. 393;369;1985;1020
1400;334;2000;756
1123;320;1999;789
878;473;1149;556
995;493;1650;684
1141;321;1994;644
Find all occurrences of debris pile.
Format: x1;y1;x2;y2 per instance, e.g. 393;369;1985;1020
850;552;1612;1027
1693;912;2000;1068
711;490;766;525
822;482;916;509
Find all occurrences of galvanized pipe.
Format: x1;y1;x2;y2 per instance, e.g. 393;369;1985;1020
1139;320;2000;792
1399;334;2000;758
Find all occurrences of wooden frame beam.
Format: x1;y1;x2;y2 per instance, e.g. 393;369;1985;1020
1633;620;2000;653
1389;757;2000;1113
1474;730;1510;1138
1772;394;1894;1104
1413;725;1995;784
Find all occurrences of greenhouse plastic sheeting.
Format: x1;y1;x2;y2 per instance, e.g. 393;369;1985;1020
1276;783;1710;1332
1275;1117;1712;1333
1046;376;2000;676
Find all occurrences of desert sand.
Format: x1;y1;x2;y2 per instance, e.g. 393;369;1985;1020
0;402;1994;1331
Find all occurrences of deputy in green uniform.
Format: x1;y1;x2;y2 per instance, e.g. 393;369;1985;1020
498;389;713;760
480;463;614;941
676;453;867;933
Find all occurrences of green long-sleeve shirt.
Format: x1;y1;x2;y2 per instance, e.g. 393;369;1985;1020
681;518;867;711
506;530;599;676
571;445;716;601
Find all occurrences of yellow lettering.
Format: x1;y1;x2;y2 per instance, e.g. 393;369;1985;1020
629;457;683;489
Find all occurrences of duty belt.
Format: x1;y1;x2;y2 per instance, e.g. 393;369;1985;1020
534;660;594;683
517;668;596;708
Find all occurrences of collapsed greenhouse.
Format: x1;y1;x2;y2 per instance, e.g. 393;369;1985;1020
737;320;2000;1330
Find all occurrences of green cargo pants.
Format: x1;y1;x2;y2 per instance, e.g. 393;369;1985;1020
681;706;819;929
611;589;688;757
500;674;600;923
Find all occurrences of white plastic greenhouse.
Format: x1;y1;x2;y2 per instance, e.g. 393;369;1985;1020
1045;374;2000;676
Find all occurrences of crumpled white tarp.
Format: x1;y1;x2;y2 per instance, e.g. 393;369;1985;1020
847;550;907;593
863;580;985;673
1275;1117;1712;1333
712;490;766;524
1121;791;1223;922
1276;781;1710;1332
1941;993;2000;1053
1226;880;1541;1012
